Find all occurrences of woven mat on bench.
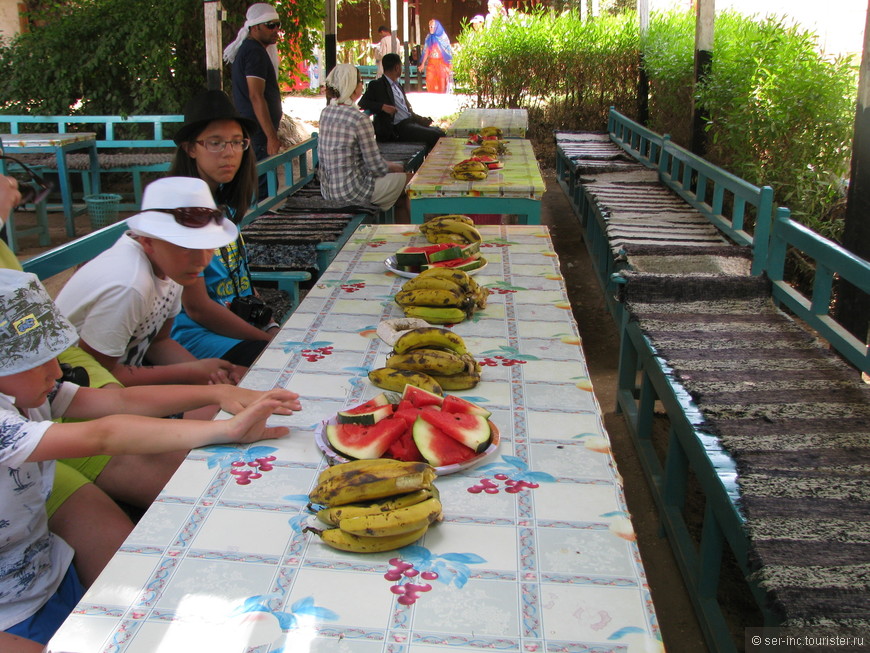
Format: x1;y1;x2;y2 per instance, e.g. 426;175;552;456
583;169;730;250
17;152;172;170
620;273;870;635
242;212;359;271
555;131;643;175
276;178;380;215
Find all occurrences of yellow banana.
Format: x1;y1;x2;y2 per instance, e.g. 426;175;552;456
339;496;443;538
309;463;437;507
368;367;443;395
417;267;474;292
461;353;482;374
429;371;482;390
304;524;430;553
314;458;424;489
386;348;468;375
315;488;435;526
393;326;468;356
421;214;475;229
399;275;466;294
394;287;469;308
429;220;482;244
451;169;488;181
480;126;502;138
401;305;468;324
452;159;488;173
424;231;467;245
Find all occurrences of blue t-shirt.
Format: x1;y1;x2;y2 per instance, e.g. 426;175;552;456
231;38;282;134
171;238;256;359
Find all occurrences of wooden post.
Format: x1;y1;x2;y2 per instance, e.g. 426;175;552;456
204;0;225;91
325;0;337;77
403;0;410;92
691;0;714;155
836;0;870;342
637;0;649;125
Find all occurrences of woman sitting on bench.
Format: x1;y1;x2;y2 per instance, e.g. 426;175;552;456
168;90;280;367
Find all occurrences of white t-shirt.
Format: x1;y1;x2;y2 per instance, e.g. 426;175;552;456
0;383;77;630
55;233;182;367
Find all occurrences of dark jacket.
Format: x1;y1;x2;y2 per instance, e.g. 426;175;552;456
359;75;431;142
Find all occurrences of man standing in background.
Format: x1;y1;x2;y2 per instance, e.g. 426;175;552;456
374;25;400;78
224;3;283;161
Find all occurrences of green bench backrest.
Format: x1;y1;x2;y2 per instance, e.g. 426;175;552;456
0;115;183;148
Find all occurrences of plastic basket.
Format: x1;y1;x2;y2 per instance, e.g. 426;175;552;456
84;193;122;229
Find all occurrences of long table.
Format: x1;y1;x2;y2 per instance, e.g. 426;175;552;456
48;224;662;653
407;138;545;224
444;108;529;139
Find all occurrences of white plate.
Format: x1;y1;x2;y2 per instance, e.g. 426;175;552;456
384;256;487;278
315;415;500;476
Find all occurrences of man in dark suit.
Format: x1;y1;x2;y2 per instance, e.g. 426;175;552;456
359;53;446;153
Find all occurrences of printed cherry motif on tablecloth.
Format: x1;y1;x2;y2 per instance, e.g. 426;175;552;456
381;545;485;606
365;239;388;247
341;282;366;293
301;345;334;362
479;345;538;368
200;445;281;486
467;455;555;494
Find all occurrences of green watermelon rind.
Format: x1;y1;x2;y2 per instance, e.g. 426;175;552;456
419;409;491;453
325;418;407;459
336;393;393;425
412;416;478;467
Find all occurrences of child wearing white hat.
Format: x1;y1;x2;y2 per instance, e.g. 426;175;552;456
0;268;301;650
56;177;245;389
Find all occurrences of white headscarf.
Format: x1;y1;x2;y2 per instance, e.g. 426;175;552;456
223;3;280;64
325;64;360;106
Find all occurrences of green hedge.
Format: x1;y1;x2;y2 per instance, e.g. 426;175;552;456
454;9;858;239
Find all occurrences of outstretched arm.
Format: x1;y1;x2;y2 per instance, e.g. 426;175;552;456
29;390;294;462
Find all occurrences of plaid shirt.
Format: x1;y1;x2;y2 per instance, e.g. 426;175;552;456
318;103;390;205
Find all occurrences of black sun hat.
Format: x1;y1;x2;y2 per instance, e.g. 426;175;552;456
173;89;260;144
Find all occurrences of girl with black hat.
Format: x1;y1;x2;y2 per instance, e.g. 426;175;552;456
169;89;279;368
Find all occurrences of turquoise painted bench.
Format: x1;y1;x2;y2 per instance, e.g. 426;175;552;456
359;63;425;88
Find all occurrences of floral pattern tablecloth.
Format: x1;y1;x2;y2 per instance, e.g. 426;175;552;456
0;132;97;148
407;138;545;200
444;109;529;139
48;225;663;653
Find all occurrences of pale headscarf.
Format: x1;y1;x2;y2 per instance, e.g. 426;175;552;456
223;3;280;64
325;64;360;106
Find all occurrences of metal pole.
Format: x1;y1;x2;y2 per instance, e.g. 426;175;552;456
691;0;714;155
204;0;225;90
637;0;649;124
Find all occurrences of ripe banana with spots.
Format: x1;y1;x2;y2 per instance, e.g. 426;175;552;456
308;459;437;507
480;126;502;138
386;348;468;376
429;370;482;390
400;306;468;324
451;159;488;181
393;326;468;356
304;524;430;553
420;214;483;245
314;488;435;526
313;457;424;488
429;220;482;244
399;275;466;294
368;367;444;395
394;287;471;309
338;496;443;538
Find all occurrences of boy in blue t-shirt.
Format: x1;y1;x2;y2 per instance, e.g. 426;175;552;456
0;269;301;651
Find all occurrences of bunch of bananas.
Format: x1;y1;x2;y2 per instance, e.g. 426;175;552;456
393;267;487;325
451;158;488;181
304;458;441;553
480;126;503;139
420;214;483;245
369;325;482;393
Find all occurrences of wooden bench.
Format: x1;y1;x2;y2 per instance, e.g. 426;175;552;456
0;115;182;211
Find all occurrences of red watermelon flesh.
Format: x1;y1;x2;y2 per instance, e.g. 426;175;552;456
420;408;491;453
413;417;477;467
386;428;426;462
421;256;485;272
402;385;444;408
326;417;407;459
337;393;394;425
394;399;423;428
441;394;492;419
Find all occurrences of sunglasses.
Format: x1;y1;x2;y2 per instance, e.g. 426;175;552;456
149;206;225;228
262;21;281;29
0;154;54;207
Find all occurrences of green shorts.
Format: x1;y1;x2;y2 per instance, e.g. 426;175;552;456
47;457;110;517
48;347;120;517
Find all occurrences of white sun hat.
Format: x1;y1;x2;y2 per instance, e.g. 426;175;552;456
127;177;238;250
0;269;79;375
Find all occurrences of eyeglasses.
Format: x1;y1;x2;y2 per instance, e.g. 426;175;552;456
262;21;281;30
149;206;225;228
0;154;54;207
195;138;251;153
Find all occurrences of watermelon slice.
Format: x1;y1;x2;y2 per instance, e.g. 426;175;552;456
395;244;462;267
402;384;444;408
420;408;491;453
326;417;407;459
441;394;492;419
386;428;426;462
413;417;477;467
421;255;486;272
337;393;394;425
393;399;423;428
